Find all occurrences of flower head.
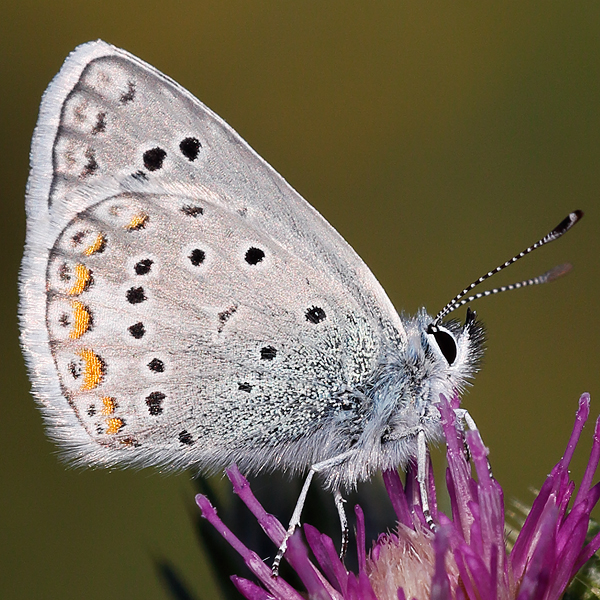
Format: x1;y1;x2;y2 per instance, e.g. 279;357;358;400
196;393;600;600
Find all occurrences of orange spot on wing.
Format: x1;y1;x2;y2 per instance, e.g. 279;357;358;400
79;349;104;390
83;233;105;256
106;418;124;435
101;397;116;416
68;264;91;295
69;301;91;339
126;214;148;230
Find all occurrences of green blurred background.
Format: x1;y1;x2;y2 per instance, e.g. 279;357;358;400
1;2;599;599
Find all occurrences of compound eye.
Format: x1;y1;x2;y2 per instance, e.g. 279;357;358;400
427;325;458;365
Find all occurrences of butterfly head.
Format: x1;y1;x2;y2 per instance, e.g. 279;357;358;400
423;306;486;398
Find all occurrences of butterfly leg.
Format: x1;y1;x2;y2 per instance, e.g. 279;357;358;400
272;450;354;576
454;408;493;477
453;407;477;432
334;488;348;560
416;428;436;530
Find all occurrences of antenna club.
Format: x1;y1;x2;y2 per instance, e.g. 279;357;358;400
554;210;584;236
544;263;573;283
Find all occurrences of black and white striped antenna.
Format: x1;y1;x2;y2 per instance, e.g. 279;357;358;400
432;210;583;326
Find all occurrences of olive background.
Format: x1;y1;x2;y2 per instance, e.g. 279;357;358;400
1;3;599;599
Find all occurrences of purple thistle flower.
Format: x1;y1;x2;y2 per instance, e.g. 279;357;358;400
196;393;600;600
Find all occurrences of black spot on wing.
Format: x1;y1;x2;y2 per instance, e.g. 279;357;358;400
189;249;206;266
128;322;145;339
148;358;164;373
143;147;166;171
260;346;277;360
245;247;265;265
179;430;194;445
305;306;326;324
145;391;165;416
126;287;146;304
134;259;153;275
179;137;201;161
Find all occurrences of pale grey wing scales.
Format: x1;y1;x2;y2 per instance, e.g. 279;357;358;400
43;192;380;470
20;40;404;470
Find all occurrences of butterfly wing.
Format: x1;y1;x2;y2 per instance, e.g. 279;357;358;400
20;40;406;474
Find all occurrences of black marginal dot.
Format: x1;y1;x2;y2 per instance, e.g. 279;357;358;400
92;112;106;134
260;346;277;360
179;430;194;446
245;247;265;265
128;322;145;339
189;249;206;266
238;382;253;392
181;205;204;217
143;147;167;171
68;361;81;379
120;81;136;103
134;259;153;275
218;305;237;332
59;313;70;327
145;391;165;416
179;137;201;161
58;263;71;282
82;149;98;176
305;306;327;324
148;358;165;373
87;405;96;417
126;286;146;304
71;230;86;245
120;436;141;448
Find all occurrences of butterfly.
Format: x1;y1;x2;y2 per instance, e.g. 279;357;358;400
19;40;582;572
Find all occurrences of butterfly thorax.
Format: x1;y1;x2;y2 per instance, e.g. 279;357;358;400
316;309;485;490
